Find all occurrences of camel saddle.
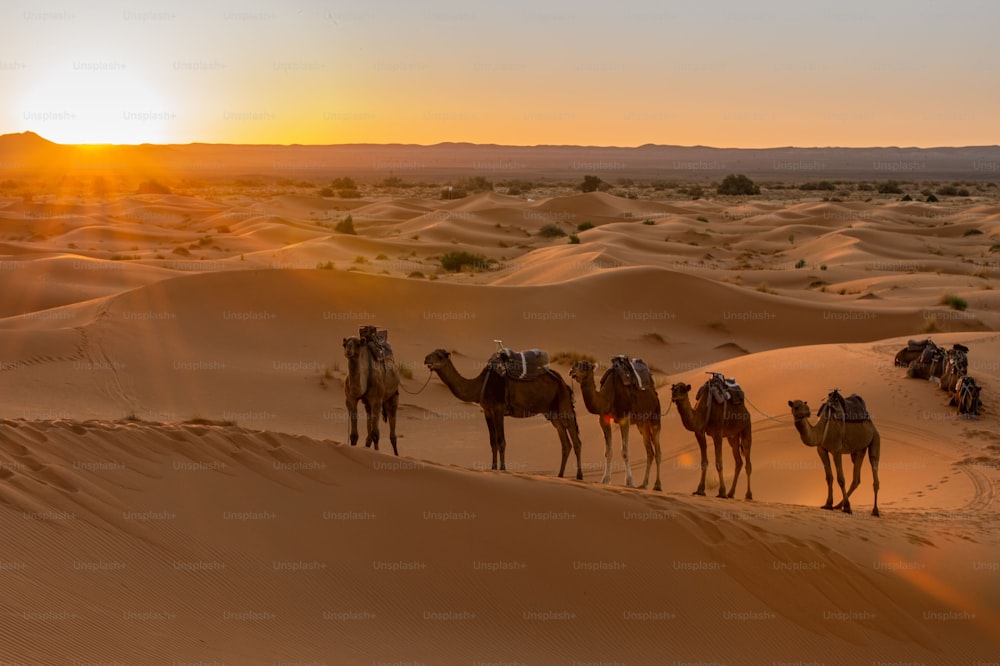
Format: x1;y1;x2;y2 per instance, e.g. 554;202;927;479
489;348;551;381
601;355;654;391
906;338;932;352
359;325;393;362
952;343;970;353
697;373;744;406
918;344;942;365
818;389;869;423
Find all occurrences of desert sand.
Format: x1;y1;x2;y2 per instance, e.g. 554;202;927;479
1;166;999;664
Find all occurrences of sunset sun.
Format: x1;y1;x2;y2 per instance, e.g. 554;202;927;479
19;65;168;144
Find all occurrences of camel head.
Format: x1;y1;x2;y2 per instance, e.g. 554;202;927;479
423;348;452;371
343;336;363;360
788;400;811;420
670;382;692;403
569;360;596;383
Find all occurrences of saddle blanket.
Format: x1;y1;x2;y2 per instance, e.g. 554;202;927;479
602;355;654;391
490;348;550;380
819;392;869;422
697;377;745;406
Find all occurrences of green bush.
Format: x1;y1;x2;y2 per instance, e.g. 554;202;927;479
568;234;580;244
440;251;492;272
717;174;760;195
580;175;606;193
877;180;903;194
795;259;806;269
940;294;968;311
577;221;594;231
538;224;567;238
335;215;356;234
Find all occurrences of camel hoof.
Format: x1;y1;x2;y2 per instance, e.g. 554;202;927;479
653;483;662;492
745;493;753;501
821;505;835;511
601;477;612;485
717;493;728;499
692;490;706;496
871;508;880;517
576;472;583;481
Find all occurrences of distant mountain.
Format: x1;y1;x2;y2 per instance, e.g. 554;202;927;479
2;133;1000;180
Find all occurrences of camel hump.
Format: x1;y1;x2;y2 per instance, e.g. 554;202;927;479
609;355;654;391
819;390;870;422
489;348;550;380
698;374;744;405
359;325;393;362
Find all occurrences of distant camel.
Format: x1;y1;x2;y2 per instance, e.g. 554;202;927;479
939;347;968;394
950;376;983;418
423;349;583;479
670;376;752;499
894;338;935;368
343;336;399;455
907;344;945;381
788;394;880;516
570;360;662;491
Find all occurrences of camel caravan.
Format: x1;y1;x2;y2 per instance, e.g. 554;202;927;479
896;338;983;418
339;326;990;518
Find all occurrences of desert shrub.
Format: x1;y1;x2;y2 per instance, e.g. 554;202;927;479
696;216;708;223
318;187;334;197
331;177;356;189
795;259;806;268
901;194;913;201
577;221;594;231
925;193;939;202
440;251;492;272
940;294;968;311
642;218;656;225
856;182;875;191
579;175;606;193
717;174;760;195
568;234;580;244
688;185;704;200
877;180;903;194
335;215;356;234
963;228;983;237
538;224;567;238
799;181;836;191
338;189;362;199
316;261;334;270
937;185;971;197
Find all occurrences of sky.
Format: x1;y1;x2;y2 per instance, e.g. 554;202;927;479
1;0;997;147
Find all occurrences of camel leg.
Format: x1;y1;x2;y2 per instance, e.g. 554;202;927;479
636;423;651;490
693;432;708;496
346;398;359;447
364;398;382;450
599;419;614;484
818;447;835;510
844;450;865;502
384;391;399;456
832;453;851;514
568;417;584;481
727;436;743;500
742;429;753;500
485;413;499;471
648;423;662;492
553;421;572;478
496;414;507;472
621;420;636;488
713;434;728;498
869;433;881;517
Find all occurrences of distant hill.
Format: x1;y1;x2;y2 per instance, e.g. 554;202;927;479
2;133;999;181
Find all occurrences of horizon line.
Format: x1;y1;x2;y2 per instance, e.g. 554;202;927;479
4;131;1000;152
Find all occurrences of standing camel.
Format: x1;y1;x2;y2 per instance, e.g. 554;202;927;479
569;360;662;491
343;336;399;455
670;378;753;499
423;349;583;479
787;396;880;516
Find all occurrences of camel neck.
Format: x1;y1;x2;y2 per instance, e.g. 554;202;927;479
577;375;611;415
435;360;489;403
674;396;704;432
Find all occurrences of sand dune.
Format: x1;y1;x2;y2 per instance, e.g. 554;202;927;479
1;186;999;663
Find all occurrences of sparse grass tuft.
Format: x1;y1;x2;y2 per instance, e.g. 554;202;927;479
538;223;567;238
940;294;968;311
756;282;778;295
550;350;597;366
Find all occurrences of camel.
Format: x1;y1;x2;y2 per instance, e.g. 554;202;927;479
788;397;880;516
423;349;583;479
950;376;982;418
894;338;935;367
939;347;968;394
343;336;399;455
906;344;945;381
569;360;662;491
670;379;752;499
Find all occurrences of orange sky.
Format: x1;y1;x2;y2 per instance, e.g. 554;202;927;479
2;1;998;147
